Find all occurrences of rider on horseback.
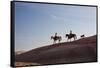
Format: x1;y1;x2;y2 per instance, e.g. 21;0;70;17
66;30;77;42
69;30;72;35
54;33;58;40
51;33;62;44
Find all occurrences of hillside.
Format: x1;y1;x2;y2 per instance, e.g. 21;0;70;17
15;35;97;66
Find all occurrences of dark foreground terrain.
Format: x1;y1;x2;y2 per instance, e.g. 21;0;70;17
15;35;97;67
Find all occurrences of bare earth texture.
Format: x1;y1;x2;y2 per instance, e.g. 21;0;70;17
15;35;97;67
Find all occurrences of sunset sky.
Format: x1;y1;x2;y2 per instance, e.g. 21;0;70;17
15;2;96;51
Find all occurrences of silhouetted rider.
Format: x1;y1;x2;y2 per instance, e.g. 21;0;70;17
54;33;58;40
69;30;72;35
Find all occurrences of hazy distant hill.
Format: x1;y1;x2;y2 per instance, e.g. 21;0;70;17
15;51;26;55
15;35;97;66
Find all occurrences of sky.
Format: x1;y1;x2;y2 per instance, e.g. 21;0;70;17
15;2;96;51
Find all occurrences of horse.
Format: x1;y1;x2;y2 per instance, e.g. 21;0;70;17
80;34;85;38
65;34;77;42
51;36;62;44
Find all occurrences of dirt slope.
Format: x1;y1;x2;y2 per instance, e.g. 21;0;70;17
15;35;97;66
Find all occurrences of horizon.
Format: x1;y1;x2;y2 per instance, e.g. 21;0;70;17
15;2;96;51
15;35;96;52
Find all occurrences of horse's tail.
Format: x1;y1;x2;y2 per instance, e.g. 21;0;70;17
51;36;53;40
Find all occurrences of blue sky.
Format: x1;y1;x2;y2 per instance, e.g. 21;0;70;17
15;2;96;51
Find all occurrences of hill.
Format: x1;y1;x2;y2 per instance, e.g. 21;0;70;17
15;35;97;66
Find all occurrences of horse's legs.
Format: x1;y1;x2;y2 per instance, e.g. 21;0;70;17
74;37;75;41
70;39;71;42
74;36;77;40
53;40;55;44
67;39;69;42
53;40;56;44
75;36;77;39
59;40;60;43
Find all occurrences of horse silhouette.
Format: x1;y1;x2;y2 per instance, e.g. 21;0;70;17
65;30;77;42
66;34;77;42
51;33;62;44
80;34;85;38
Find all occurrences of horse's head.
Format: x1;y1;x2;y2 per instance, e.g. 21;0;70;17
66;34;69;37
